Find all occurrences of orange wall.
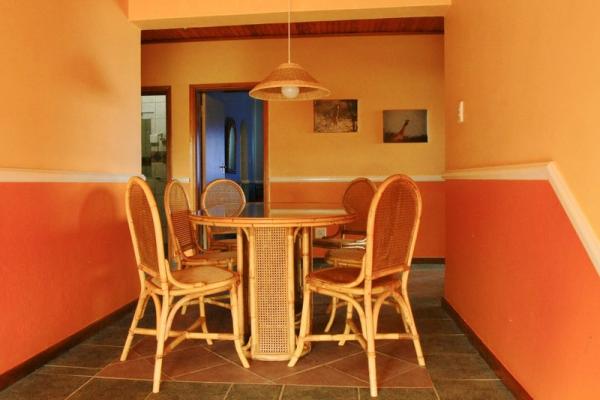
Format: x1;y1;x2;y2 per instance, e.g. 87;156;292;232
271;181;445;258
142;35;445;203
0;183;138;374
445;0;600;239
444;1;600;397
0;1;140;375
445;180;600;399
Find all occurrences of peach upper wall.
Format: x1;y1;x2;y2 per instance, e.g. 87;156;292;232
0;0;140;174
0;0;141;375
141;35;445;183
444;0;600;238
128;0;450;29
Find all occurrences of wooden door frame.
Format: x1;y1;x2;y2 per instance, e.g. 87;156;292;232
141;86;172;182
189;83;269;210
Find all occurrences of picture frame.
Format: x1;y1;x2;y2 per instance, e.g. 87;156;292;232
383;109;428;143
314;99;358;133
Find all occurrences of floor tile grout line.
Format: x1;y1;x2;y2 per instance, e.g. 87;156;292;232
63;375;95;400
42;364;102;370
164;360;229;380
267;345;368;382
199;344;279;383
324;363;370;385
222;383;233;399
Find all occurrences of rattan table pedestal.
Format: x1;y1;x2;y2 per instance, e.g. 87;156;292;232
191;203;354;361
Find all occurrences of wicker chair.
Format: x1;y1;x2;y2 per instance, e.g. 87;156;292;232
121;177;249;394
288;174;425;398
164;179;238;323
200;179;246;251
314;177;377;332
313;177;377;250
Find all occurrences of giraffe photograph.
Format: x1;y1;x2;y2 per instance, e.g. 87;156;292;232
313;99;358;133
383;109;428;143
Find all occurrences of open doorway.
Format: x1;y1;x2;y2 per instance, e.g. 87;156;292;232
191;85;267;208
141;87;170;244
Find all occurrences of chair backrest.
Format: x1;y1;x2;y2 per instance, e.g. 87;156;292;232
201;179;246;217
164;180;197;259
365;174;422;280
342;177;377;235
201;179;246;235
125;176;168;285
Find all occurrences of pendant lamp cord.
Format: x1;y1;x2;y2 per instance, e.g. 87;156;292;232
287;0;291;63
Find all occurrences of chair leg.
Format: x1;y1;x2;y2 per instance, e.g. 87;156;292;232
229;286;250;368
338;301;354;346
198;296;213;345
364;293;378;398
152;295;170;393
121;290;148;361
324;297;338;333
288;285;311;367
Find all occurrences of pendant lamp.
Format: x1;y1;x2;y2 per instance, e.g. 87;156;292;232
249;0;330;101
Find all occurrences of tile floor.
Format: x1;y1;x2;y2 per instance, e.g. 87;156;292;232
0;264;515;399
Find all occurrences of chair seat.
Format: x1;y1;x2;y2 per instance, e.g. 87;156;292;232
183;250;236;266
325;248;365;267
313;237;366;249
307;266;399;292
158;265;236;288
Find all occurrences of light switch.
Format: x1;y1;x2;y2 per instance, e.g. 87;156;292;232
457;101;465;123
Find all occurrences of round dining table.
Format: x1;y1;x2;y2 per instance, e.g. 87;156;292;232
190;202;355;361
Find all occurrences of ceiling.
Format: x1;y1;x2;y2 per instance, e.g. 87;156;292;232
141;17;444;44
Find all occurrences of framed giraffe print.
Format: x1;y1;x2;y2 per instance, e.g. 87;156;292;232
314;99;358;133
383;109;428;143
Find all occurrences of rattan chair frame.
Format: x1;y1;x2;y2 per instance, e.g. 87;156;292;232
164;180;237;313
121;177;249;393
288;174;425;398
313;177;377;250
315;177;377;332
200;179;247;251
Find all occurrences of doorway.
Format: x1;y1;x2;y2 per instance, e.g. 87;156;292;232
141;87;171;243
192;85;267;208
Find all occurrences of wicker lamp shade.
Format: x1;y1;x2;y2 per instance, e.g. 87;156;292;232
249;62;330;101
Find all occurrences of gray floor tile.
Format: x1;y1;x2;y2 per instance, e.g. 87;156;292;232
36;365;101;377
435;379;515;400
281;385;358;400
68;378;151;400
84;326;138;347
48;344;122;368
0;373;89;400
416;319;462;335
426;354;497;380
420;335;477;355
358;387;437;400
147;381;230;400
226;384;282;400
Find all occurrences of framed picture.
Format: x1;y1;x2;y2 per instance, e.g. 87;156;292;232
383;109;428;143
314;99;358;133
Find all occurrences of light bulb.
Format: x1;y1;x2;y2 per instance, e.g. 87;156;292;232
281;85;299;99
